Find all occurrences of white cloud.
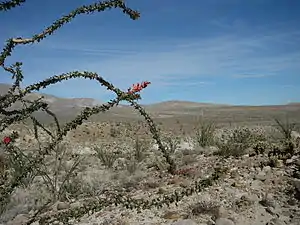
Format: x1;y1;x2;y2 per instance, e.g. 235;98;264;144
232;74;274;78
80;32;300;86
11;25;300;99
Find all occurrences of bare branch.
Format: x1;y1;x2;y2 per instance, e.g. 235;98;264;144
0;0;139;67
0;0;25;11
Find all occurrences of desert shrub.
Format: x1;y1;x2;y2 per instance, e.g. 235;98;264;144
189;200;219;216
273;117;299;156
132;136;151;162
274;117;297;141
162;133;181;155
251;140;272;155
215;126;267;157
188;194;220;219
39;143;83;202
94;146;119;169
124;158;139;174
193;118;216;148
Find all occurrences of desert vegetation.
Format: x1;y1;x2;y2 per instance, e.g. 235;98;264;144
0;1;300;225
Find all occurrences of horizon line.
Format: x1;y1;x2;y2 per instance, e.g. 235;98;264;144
0;82;298;107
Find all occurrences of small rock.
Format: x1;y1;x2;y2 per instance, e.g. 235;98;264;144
56;201;70;210
269;218;285;225
293;179;300;200
70;201;81;208
277;160;284;168
251;180;263;189
244;193;260;202
293;179;300;192
179;179;190;188
168;177;185;185
215;206;228;218
249;167;256;172
157;187;167;194
255;171;267;181
263;166;272;173
287;198;297;205
171;219;198;225
295;159;300;166
259;195;276;208
162;211;183;220
7;214;29;225
266;207;276;215
215;218;235;225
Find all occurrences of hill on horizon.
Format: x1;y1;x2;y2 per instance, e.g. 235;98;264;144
1;82;298;107
1;82;300;125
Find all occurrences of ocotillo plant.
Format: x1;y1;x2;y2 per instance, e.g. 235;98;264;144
0;1;226;224
0;0;176;213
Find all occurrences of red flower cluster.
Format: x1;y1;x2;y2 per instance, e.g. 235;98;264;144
174;167;195;176
3;136;12;145
127;81;151;94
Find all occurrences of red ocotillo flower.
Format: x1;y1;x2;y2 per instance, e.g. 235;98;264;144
128;81;151;94
3;136;12;145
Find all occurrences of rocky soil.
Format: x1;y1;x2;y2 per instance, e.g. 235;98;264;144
1;123;300;225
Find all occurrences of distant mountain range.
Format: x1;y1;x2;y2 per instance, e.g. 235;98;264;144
1;83;299;124
0;83;226;111
0;83;103;108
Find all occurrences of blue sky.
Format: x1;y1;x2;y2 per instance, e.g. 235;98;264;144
0;0;299;105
